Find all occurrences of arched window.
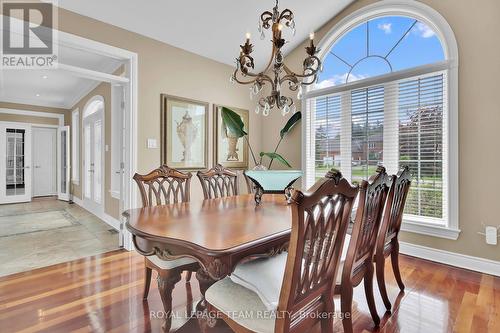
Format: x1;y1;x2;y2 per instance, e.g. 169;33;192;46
83;96;104;118
303;1;459;238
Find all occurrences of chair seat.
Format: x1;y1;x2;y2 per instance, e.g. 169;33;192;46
147;255;197;270
230;253;288;311
336;234;351;284
206;277;277;333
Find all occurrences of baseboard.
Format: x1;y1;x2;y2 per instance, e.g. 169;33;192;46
399;241;500;277
71;196;120;231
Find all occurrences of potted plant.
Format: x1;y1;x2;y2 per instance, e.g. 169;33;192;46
221;107;303;204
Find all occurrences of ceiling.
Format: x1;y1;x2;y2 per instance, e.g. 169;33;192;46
56;0;355;69
0;38;123;109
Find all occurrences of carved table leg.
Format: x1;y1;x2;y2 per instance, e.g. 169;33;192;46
157;270;182;332
254;186;264;205
196;268;218;329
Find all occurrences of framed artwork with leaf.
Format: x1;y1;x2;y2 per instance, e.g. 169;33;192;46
161;94;209;170
214;105;249;169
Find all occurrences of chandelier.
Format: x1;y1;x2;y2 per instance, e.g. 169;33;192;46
229;0;322;116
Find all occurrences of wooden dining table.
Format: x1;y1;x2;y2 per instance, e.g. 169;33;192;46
124;194;292;328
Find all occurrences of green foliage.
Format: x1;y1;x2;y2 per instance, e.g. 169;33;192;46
221;107;247;137
280;112;302;138
259;152;292;168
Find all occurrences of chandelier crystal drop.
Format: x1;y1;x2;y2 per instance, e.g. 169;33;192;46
230;0;321;116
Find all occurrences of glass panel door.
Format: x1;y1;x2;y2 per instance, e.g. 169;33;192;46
93;120;102;204
82;111;104;214
0;123;32;204
58;126;70;201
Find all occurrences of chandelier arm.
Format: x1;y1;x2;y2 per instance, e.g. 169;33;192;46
279;9;294;23
260;11;273;29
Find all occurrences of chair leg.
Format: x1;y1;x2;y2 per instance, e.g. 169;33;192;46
321;295;334;332
143;266;153;300
340;285;354;333
364;264;380;326
376;255;392;311
391;241;405;291
186;271;192;283
157;270;182;332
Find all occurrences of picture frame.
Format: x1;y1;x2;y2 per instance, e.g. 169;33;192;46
161;94;209;170
214;104;249;169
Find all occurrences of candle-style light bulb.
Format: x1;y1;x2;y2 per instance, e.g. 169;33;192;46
278;24;283;31
309;32;315;40
245;32;251;42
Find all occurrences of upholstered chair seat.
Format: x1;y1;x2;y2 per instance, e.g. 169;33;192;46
147;256;197;270
206;277;278;333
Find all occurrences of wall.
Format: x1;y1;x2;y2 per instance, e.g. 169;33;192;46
265;0;500;261
0;102;69;125
55;8;261;205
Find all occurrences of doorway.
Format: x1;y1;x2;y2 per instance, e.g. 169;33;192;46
32;127;57;197
0;123;32;204
82;97;105;216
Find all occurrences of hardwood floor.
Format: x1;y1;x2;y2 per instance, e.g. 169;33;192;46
0;250;499;333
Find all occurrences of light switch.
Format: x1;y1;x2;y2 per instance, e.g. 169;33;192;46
147;138;157;149
486;226;498;245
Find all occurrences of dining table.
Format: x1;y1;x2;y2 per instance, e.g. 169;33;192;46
124;194;293;329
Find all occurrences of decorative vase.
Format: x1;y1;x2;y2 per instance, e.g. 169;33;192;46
176;111;198;162
244;170;302;205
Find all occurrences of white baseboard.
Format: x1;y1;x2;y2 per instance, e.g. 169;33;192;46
71;196;120;231
399;241;500;277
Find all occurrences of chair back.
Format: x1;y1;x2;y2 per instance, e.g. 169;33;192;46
343;166;390;285
377;166;412;250
133;165;191;207
275;169;358;332
197;164;239;199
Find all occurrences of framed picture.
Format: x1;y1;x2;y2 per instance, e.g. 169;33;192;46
214;104;249;169
161;94;208;170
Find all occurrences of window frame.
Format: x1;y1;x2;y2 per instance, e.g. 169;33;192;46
302;0;459;239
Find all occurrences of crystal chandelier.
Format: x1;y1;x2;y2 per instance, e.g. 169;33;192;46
229;0;322;116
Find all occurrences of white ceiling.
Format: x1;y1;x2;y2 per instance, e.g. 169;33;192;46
0;42;123;109
56;0;355;68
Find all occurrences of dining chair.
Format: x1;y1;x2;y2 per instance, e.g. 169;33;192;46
205;169;359;333
197;163;239;199
334;166;390;333
374;166;412;311
133;165;200;303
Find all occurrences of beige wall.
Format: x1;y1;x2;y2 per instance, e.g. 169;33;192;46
55;8;260;205
264;0;500;261
0;102;69;125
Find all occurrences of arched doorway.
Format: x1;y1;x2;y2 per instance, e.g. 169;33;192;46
82;95;105;215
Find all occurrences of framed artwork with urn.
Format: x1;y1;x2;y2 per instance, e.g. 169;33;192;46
161;94;209;170
213;104;249;169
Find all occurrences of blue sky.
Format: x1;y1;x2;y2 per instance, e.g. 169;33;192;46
317;16;445;88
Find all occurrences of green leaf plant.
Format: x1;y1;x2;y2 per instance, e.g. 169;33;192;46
221;107;301;169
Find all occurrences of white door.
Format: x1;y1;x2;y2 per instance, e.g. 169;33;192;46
0;123;32;204
32;127;57;197
83;112;104;214
58;126;71;201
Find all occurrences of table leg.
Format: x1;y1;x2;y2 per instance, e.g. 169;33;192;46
157;270;182;332
196;268;218;329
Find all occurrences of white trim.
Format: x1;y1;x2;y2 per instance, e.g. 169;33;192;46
71;108;80;185
399;242;500;277
401;220;460;240
302;0;459;237
82;95;105;119
72;196;120;230
57;63;129;85
0;108;64;126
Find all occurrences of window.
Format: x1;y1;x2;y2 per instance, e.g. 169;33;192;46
71;109;79;184
303;2;459;239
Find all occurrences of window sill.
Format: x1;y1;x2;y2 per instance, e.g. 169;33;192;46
401;219;460;240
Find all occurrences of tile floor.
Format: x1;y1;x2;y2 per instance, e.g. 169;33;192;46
0;197;120;277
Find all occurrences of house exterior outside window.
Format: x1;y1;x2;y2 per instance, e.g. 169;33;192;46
302;1;459;239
